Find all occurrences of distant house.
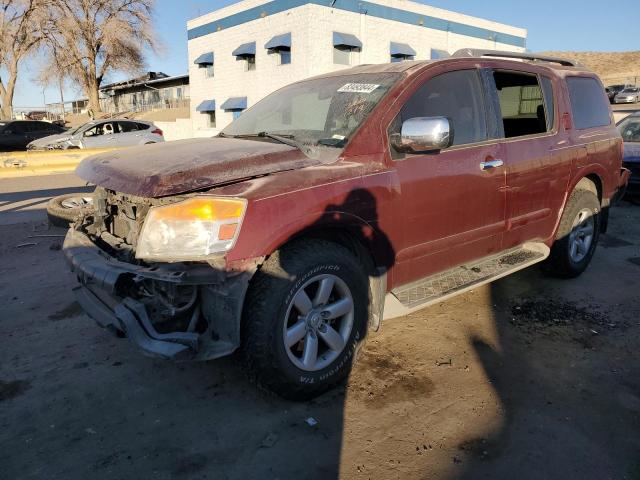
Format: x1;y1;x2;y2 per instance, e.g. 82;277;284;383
99;72;190;114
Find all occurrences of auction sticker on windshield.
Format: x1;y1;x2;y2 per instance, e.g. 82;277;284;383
337;83;380;94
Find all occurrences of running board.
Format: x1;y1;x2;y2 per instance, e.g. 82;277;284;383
384;243;549;320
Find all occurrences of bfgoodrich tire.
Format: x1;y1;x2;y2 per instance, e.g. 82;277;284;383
46;193;94;227
241;239;370;400
544;188;601;278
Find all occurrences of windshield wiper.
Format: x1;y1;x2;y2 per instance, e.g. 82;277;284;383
223;131;308;152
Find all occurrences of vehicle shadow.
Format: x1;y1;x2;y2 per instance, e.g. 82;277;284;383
448;203;640;480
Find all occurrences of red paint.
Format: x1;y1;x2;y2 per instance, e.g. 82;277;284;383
77;58;626;293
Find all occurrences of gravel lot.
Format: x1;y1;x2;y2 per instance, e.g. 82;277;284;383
1;181;639;480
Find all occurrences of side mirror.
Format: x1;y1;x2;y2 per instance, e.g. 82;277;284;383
391;116;453;153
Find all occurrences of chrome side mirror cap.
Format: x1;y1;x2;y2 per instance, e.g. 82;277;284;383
391;116;453;153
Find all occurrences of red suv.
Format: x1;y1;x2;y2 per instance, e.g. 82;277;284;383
64;50;629;399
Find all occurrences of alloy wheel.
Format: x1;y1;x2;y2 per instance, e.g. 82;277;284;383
568;207;595;263
282;273;354;372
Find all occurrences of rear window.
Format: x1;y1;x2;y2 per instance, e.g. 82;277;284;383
566;77;611;130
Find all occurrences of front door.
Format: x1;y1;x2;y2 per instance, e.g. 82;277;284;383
81;122;118;148
391;68;507;287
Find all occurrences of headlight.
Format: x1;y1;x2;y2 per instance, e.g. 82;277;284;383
136;196;247;262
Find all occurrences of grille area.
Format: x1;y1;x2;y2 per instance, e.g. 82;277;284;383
80;188;184;262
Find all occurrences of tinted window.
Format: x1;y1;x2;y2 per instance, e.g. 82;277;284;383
33;121;53;132
566;77;611;130
399;69;487;146
118;121;139;133
10;122;29;134
541;77;555;131
617;116;640;142
136;122;150;130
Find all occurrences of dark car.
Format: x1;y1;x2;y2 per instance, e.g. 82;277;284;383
618;112;640;196
606;84;630;103
0;120;66;152
63;49;628;400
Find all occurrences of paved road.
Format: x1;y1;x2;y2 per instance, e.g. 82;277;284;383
0;173;92;226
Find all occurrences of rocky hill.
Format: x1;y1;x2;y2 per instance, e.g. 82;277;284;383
539;51;640;84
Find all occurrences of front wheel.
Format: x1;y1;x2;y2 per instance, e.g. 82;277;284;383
241;239;370;400
543;188;601;278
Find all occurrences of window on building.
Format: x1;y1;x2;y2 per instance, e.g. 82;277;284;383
390;42;416;63
391;54;413;63
245;55;256;71
566;76;611;130
206;65;215;78
493;71;549;138
333;46;352;65
397;69;488;146
232;110;243;120
207;111;216;128
279;48;291;65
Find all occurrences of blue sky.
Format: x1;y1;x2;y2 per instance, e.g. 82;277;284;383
12;0;639;108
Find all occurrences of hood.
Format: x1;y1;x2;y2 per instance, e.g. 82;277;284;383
29;133;72;148
623;142;640;163
75;137;320;197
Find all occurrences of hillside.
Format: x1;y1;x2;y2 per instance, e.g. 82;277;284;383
539;51;640;84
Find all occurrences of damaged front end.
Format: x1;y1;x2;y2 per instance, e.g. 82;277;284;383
63;188;257;361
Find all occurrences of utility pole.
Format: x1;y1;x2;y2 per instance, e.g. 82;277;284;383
59;78;65;123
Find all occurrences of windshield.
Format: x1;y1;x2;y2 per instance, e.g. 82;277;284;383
222;72;400;159
621;88;639;93
618;116;640;142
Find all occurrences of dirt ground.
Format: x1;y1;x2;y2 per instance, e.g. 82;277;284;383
1;202;639;480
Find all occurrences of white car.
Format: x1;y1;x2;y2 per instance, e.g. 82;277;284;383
27;119;164;150
614;87;640;104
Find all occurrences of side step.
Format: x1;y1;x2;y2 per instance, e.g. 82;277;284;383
384;243;549;320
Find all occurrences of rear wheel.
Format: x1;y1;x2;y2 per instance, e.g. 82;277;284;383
241;239;369;400
543;188;600;278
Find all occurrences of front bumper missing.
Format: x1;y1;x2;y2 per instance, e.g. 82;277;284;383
63;228;252;361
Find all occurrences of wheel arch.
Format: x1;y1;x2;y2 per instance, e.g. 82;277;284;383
554;172;607;242
259;214;392;331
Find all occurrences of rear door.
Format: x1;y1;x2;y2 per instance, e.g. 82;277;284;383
116;121;145;146
487;67;572;248
31;121;58;141
391;68;507;286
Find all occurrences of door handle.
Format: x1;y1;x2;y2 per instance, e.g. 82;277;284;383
480;159;504;170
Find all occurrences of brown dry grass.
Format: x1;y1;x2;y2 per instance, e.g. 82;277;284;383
540;51;640;84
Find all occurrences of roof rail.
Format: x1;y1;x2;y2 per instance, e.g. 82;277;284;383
451;49;581;67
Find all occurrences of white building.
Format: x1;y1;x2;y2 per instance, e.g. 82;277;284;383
187;0;527;133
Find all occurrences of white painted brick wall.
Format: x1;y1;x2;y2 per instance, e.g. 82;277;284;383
187;0;527;134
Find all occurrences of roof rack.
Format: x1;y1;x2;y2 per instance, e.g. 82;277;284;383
451;49;581;67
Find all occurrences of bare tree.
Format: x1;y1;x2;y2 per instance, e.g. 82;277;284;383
41;0;157;113
0;0;44;119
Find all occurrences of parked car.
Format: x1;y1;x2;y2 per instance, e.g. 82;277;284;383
0;120;66;152
606;84;629;103
617;111;640;197
614;87;640;104
27;119;164;150
63;50;629;400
